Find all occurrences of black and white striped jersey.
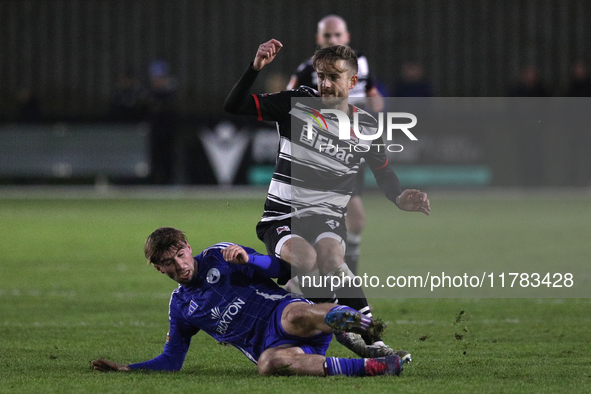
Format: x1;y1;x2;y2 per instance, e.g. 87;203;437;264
252;87;389;222
224;64;401;223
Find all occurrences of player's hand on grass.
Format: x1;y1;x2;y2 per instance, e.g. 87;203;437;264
222;244;249;264
91;358;130;372
253;39;283;71
396;189;431;215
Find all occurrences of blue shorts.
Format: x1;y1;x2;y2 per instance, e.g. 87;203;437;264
263;298;332;356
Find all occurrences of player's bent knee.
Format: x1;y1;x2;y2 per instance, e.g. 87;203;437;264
257;356;273;375
257;353;289;376
283;304;308;326
315;251;343;272
289;246;317;273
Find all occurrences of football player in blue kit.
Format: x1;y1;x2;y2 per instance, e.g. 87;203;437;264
91;227;405;377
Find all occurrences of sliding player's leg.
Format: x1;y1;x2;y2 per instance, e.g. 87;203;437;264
257;345;402;377
258;301;402;377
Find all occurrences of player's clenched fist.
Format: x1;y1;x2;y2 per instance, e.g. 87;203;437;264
396;189;431;216
222;244;249;264
253;39;283;71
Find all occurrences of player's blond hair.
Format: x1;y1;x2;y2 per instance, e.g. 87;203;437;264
144;227;188;265
312;45;358;76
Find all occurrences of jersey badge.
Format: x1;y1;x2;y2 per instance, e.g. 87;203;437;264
207;268;221;284
276;225;291;235
325;219;340;230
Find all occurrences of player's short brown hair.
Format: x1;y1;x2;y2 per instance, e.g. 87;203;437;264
312;45;358;76
145;227;188;265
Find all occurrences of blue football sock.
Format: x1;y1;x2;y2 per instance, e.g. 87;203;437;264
324;357;366;377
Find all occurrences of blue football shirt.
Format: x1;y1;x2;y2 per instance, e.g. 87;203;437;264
129;243;295;370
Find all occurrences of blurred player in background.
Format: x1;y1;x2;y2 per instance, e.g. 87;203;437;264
91;227;406;377
225;39;429;357
147;60;178;185
287;15;383;279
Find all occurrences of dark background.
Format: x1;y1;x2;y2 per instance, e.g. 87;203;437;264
1;0;590;187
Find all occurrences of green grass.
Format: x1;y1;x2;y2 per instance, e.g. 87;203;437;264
1;192;590;393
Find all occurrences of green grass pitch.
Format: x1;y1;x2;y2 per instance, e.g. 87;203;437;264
1;191;590;393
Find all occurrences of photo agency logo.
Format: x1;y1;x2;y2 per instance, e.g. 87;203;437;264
303;108;418;156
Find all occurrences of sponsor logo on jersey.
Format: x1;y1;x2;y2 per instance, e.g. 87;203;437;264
210;297;245;335
306;108;328;131
188;300;198;315
308;132;355;165
276;225;290;235
206;268;221;284
211;306;222;320
299;127;317;146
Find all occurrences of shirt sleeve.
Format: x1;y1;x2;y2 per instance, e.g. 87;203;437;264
224;63;292;122
246;254;283;277
128;308;199;371
225;63;314;123
241;246;290;279
221;245;290;281
364;139;402;203
371;162;402;204
223;63;260;117
252;91;295;122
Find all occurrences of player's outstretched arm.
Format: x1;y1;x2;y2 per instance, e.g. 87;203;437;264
91;358;130;372
224;39;282;116
253;39;283;71
222;244;285;278
396;189;431;215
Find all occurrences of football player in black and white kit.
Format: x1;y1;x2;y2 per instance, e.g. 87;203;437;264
287;15;383;277
225;39;429;358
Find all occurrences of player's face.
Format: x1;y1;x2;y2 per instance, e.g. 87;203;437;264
154;243;196;285
316;20;350;48
316;59;357;102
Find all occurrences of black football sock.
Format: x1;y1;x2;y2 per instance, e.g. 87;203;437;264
323;263;371;317
335;287;371;318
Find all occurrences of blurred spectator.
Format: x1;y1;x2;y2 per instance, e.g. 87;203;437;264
16;88;42;122
566;61;591;97
148;60;178;185
287;14;384;112
510;66;549;97
391;62;432;97
109;69;149;122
